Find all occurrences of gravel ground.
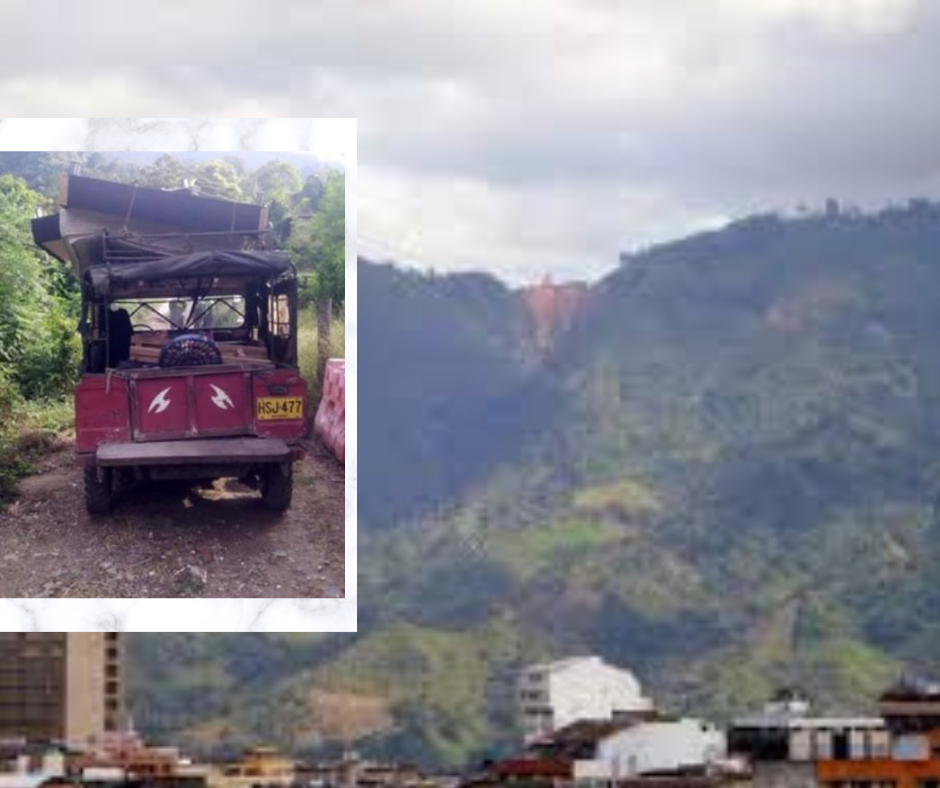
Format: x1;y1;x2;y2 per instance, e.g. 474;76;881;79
0;438;345;598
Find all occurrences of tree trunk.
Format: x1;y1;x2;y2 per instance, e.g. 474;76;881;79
318;294;333;391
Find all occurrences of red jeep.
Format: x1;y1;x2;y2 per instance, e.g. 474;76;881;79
73;238;308;513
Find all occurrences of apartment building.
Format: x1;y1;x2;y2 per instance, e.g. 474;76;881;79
0;633;124;744
518;656;653;743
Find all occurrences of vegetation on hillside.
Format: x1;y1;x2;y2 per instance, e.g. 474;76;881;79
358;262;538;526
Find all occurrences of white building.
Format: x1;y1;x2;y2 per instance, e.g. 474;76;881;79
518;656;653;742
572;718;727;779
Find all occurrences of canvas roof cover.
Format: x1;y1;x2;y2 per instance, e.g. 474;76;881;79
84;250;293;297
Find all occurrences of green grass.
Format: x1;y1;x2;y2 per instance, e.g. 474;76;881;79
485;519;621;579
0;396;73;501
298;309;345;399
571;477;662;518
17;397;73;435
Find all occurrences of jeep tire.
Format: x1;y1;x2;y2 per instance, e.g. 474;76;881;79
84;466;113;514
261;462;293;512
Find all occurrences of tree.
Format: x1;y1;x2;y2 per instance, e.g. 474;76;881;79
0;152;81;198
246;161;304;237
81;153;140;187
0;175;44;361
289;170;345;306
296;174;326;213
139;154;193;190
222;155;247;177
252;160;302;205
289;170;345;308
194;160;243;201
288;170;346;382
0;175;80;399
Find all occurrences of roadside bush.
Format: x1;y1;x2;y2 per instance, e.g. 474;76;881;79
0;175;80;499
0;175;81;400
0;364;21;427
15;298;81;400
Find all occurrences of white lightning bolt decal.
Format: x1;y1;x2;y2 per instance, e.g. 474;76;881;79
147;387;172;415
210;384;234;410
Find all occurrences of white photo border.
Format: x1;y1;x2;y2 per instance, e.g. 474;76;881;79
0;117;356;632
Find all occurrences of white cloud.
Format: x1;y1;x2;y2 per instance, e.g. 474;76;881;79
0;0;936;281
742;0;919;35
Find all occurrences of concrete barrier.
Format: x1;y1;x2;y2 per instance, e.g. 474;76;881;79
315;359;345;464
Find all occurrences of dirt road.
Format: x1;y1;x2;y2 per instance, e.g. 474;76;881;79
0;438;345;598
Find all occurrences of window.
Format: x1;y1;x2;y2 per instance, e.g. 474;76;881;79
269;294;290;338
519;690;547;703
113;296;246;332
832;731;850;760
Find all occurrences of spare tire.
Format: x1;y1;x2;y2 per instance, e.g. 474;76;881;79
159;334;222;367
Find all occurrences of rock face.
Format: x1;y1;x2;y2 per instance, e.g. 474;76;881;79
519;275;589;352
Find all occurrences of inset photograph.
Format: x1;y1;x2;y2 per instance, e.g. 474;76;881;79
0;153;345;598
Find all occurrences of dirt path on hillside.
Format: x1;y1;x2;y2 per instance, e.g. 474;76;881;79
0;439;345;598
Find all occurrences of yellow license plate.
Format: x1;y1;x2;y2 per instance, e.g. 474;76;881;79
257;397;304;420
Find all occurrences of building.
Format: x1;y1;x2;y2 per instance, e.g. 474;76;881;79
0;776;80;788
518;657;653;742
730;680;940;787
571;719;726;780
221;747;294;784
72;728;209;788
0;634;124;745
295;754;428;788
515;717;727;782
480;714;734;788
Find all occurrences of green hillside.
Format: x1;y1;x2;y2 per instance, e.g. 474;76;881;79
136;204;940;770
358;262;540;527
357;206;940;762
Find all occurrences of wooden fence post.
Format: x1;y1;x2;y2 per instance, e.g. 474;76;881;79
318;294;333;391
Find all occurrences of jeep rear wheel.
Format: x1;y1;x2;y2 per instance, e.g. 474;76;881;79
261;463;293;512
84;467;113;514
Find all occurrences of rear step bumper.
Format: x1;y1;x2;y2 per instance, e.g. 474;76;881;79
96;438;292;467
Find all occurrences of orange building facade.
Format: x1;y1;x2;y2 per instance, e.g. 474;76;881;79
817;726;940;787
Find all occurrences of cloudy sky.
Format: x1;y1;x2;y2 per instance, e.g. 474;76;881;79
0;0;936;283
